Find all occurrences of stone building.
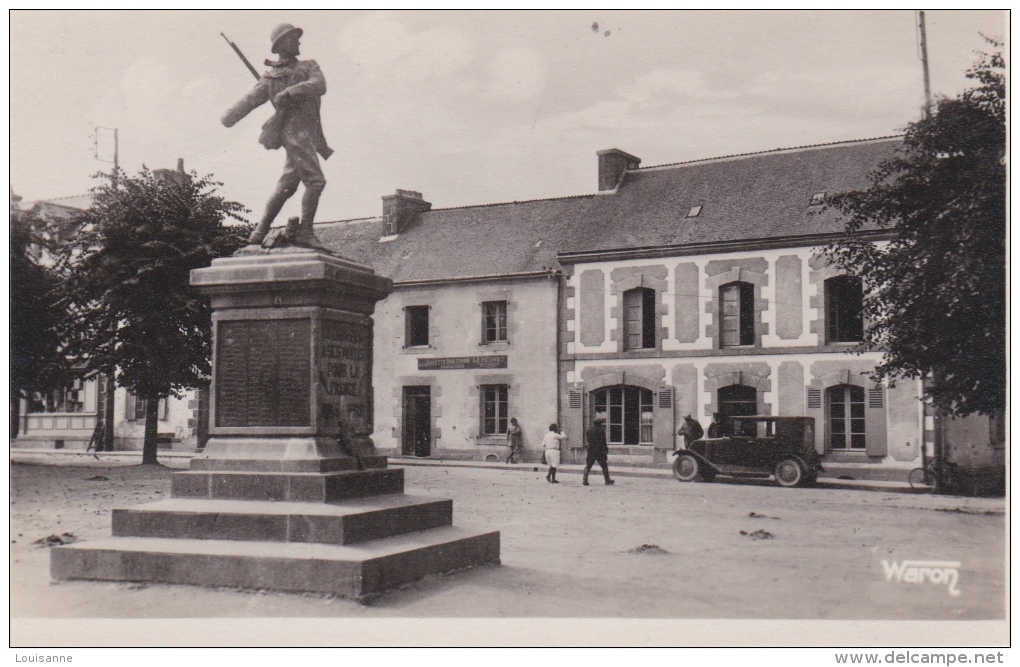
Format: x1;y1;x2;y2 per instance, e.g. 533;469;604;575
320;136;938;477
317;190;566;461
556;140;924;477
14;139;1001;485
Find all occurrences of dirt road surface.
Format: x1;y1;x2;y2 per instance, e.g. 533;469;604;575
9;456;1006;644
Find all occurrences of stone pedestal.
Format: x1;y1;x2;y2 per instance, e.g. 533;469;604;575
51;247;500;600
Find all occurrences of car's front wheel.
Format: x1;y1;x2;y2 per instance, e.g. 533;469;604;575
673;454;702;482
774;458;804;487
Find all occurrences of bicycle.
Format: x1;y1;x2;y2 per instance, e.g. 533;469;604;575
908;459;958;493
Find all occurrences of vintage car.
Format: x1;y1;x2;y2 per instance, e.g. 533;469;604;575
672;416;822;487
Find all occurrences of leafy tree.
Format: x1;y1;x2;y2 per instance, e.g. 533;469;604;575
54;167;250;463
10;210;67;436
824;43;1005;417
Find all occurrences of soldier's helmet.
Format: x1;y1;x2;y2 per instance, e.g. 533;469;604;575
271;23;303;53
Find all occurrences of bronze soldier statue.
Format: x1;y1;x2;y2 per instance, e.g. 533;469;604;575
222;23;332;248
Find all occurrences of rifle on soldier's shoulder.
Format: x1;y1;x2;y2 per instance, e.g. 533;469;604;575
221;33;260;81
220;32;286;150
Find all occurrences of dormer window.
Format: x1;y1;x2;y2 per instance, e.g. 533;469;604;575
686;205;702;218
809;192;826;206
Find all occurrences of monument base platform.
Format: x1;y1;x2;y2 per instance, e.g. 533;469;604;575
51;248;500;600
51;457;501;600
170;466;405;502
51;526;500;600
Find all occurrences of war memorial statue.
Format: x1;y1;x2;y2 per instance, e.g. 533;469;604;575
222;23;332;249
50;24;499;600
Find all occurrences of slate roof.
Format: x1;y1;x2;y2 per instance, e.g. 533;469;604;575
26;195;93;220
318;136;902;283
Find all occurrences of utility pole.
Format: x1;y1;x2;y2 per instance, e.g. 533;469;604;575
917;11;933;120
93;126;118;451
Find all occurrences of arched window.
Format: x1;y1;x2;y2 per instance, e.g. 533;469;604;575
623;287;656;350
828;384;865;450
720;282;754;347
718;384;757;436
825;275;864;343
592;385;653;445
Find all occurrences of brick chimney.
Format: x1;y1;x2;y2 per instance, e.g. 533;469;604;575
597;149;641;192
382;189;431;236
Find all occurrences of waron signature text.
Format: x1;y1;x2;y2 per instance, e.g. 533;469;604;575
881;559;961;597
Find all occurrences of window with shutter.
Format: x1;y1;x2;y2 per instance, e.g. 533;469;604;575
592;386;653;445
720;282;754;347
131;394;146;421
828;384;866;450
623;287;656;350
127;394;168;421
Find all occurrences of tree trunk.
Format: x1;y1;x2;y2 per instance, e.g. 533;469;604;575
10;391;21;439
141;397;160;465
103;372;116;452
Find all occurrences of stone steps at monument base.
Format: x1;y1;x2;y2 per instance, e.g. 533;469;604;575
170;467;405;503
189;455;388;473
112;495;454;545
50;527;501;600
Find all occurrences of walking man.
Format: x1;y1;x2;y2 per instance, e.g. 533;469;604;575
222;23;333;248
583;415;615;486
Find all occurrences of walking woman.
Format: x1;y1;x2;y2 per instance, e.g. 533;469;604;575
506;417;523;464
542;423;566;483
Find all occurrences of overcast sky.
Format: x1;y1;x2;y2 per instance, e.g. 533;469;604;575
10;10;1006;223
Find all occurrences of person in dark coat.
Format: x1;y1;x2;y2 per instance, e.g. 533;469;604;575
677;414;704;449
583;415;615;486
707;412;725;438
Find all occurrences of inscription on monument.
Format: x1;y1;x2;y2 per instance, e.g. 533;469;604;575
318;318;372;432
216;319;311;427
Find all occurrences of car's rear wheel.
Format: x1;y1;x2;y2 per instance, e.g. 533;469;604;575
774;458;804;487
673;454;701;482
